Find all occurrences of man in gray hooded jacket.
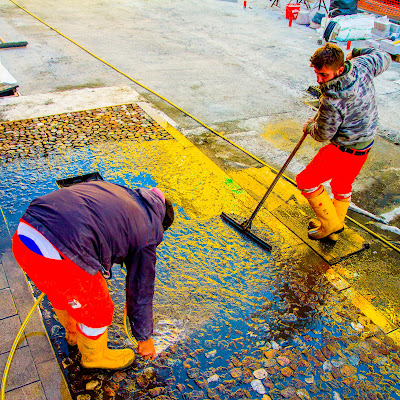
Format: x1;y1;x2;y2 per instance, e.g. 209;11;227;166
296;44;391;241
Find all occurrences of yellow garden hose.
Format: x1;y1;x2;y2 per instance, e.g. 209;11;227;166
0;289;137;400
123;306;138;347
0;292;45;400
6;0;400;255
119;267;138;347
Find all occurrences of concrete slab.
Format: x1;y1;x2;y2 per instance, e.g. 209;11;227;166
0;346;39;392
0;86;142;121
3;382;46;400
0;315;27;355
0;288;17;320
272;203;369;265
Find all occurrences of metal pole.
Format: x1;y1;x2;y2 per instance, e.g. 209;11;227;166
242;132;308;230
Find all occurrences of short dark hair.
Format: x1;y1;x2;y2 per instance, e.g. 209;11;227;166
310;43;344;70
162;198;175;231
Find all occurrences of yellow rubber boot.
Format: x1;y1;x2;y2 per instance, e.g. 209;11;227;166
77;329;135;370
333;197;350;223
307;188;344;240
308;196;350;241
54;309;77;346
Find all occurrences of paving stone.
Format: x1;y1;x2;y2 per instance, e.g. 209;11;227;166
1;252;35;319
0;346;39;391
36;358;72;400
0;315;27;355
4;381;46;400
0;288;17;320
1;251;54;365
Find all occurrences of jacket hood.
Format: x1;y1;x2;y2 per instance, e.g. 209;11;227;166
320;61;358;100
135;187;166;224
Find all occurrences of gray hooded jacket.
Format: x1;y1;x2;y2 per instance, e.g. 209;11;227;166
306;48;391;147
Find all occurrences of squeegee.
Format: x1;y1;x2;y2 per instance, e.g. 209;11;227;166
221;132;308;251
0;36;28;49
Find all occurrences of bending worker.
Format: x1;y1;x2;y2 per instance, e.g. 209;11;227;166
297;44;391;240
12;181;174;370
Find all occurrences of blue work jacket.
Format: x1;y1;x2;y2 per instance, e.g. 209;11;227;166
21;181;166;341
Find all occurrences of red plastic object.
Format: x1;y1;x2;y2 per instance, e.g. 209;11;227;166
286;3;300;19
346;41;351;50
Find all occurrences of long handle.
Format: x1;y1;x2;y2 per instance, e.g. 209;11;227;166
242;132;308;230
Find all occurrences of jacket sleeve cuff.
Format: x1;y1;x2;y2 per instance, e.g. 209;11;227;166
306;121;314;135
352;48;373;58
130;321;152;342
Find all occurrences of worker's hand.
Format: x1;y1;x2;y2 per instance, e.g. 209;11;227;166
303;117;314;134
346;51;353;61
137;338;157;360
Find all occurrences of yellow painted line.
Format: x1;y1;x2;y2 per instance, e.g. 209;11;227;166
341;287;397;335
151;106;400;340
324;269;351;292
322;269;398;340
153;118;194;149
387;329;400;345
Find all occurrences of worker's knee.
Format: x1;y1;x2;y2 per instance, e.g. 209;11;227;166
296;171;317;193
296;172;306;190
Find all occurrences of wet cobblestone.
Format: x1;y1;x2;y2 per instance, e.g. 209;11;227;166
0;104;171;164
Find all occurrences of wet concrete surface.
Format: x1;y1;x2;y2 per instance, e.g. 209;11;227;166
1;102;400;400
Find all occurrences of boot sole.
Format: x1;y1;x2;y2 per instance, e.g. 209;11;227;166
308;226;344;241
80;359;136;371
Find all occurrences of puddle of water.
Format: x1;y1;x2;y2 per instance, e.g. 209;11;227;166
2;108;400;400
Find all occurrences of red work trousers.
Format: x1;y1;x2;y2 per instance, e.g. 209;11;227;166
12;232;114;328
296;143;370;198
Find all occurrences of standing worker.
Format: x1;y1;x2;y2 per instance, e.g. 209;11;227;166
12;181;174;369
296;44;391;240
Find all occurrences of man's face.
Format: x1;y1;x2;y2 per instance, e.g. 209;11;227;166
314;65;343;85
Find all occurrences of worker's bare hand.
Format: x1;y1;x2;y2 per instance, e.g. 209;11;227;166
303;117;314;134
346;51;353;61
137;338;157;360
